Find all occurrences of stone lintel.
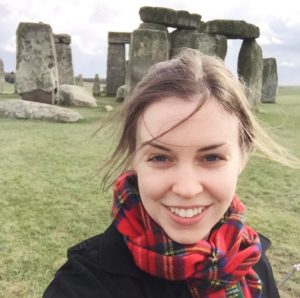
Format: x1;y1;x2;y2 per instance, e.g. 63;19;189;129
108;32;131;44
139;6;202;29
204;19;260;39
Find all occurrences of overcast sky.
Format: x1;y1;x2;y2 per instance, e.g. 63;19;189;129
0;0;299;85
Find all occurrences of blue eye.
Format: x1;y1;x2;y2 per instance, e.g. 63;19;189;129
204;155;221;162
151;155;168;162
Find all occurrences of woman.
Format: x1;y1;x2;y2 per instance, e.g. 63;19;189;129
43;49;297;297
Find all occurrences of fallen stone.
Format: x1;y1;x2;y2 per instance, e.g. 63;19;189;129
116;85;125;102
104;105;114;111
59;84;97;107
0;99;82;122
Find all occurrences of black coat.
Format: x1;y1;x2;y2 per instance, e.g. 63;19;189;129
43;223;280;298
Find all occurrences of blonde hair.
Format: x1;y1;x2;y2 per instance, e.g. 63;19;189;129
101;48;299;187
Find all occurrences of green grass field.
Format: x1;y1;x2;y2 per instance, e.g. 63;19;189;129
0;85;299;297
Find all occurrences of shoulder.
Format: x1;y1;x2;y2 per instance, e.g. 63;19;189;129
43;224;137;298
43;224;189;298
254;233;280;298
43;226;113;298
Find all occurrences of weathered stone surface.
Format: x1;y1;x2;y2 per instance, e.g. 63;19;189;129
204;19;260;39
108;32;131;44
53;34;71;44
261;58;278;103
21;89;58;104
125;28;169;97
0;99;82;122
193;33;227;59
170;29;198;48
75;74;84;86
59;84;97;107
106;43;126;96
0;57;4;93
93;74;101;96
105;105;114;111
139;6;201;29
16;22;59;104
238;39;263;110
138;22;168;32
169;47;185;58
5;72;15;84
116;85;125;102
170;30;227;59
55;34;74;85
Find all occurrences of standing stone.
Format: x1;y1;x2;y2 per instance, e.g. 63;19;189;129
54;34;74;85
125;28;169;97
138;23;171;51
170;29;198;49
93;74;101;96
238;39;263;110
193;33;227;59
0;58;4;93
16;22;59;104
106;32;130;96
170;30;227;60
76;74;84;86
261;58;278;103
106;43;126;96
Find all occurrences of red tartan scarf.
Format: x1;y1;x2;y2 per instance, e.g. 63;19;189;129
112;171;263;298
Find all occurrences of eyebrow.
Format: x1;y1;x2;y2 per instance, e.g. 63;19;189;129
140;141;226;152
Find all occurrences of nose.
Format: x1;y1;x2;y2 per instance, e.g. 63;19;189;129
171;167;204;199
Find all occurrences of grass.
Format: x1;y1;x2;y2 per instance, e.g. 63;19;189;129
0;85;299;297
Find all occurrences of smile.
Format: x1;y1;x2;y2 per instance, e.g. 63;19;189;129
169;207;204;218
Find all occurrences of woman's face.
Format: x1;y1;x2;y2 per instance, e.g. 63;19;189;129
132;96;245;244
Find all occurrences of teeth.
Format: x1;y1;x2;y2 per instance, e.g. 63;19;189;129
170;207;204;218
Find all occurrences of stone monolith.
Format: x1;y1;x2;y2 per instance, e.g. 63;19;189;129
54;34;74;85
16;22;59;104
261;58;278;103
106;43;126;96
125;28;169;98
0;58;4;93
238;39;263;110
93;74;101;96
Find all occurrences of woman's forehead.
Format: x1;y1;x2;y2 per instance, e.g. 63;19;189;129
136;96;240;147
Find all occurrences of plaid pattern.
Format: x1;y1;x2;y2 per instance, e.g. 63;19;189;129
112;171;262;298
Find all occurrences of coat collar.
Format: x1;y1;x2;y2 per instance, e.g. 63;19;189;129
97;223;149;277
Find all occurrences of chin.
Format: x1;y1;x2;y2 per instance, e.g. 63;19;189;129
169;233;208;245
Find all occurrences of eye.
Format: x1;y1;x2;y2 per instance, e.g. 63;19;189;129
148;154;169;162
202;154;223;163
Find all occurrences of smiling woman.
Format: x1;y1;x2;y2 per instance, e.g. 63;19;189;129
43;49;299;298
